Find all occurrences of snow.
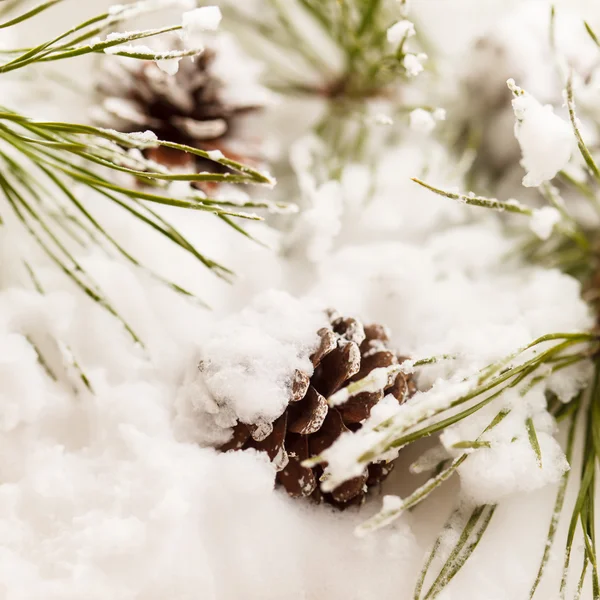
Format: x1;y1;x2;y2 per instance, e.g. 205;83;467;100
530;206;562;240
455;2;596;191
104;43;155;56
182;6;222;33
508;79;575;187
102;97;150;125
2;0;600;598
289;179;344;263
206;149;225;161
443;399;570;505
117;129;160;147
409;108;436;133
387;20;416;44
175;291;328;446
309;222;592;493
103;45;200;75
156;57;181;75
209;33;277;108
403;53;426;77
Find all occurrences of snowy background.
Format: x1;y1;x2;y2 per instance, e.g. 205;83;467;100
2;0;600;599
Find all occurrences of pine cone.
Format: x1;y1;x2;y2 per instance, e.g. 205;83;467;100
94;49;259;174
220;313;416;509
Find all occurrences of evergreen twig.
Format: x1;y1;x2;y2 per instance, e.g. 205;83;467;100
0;0;281;348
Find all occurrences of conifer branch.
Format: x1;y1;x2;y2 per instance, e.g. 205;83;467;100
0;0;282;349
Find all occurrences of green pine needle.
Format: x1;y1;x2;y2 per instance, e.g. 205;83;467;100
415;505;497;600
526;417;543;469
0;0;283;352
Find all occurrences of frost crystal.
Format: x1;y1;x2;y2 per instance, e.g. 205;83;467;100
508;79;574;187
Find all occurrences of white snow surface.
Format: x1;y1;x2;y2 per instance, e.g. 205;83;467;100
1;194;591;599
1;0;600;599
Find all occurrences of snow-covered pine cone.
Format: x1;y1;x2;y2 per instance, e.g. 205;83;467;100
220;313;416;509
93;48;260;173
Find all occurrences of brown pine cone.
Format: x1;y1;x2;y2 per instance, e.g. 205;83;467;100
94;49;259;175
220;313;416;509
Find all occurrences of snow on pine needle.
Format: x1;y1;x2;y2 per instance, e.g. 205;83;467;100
507;79;575;189
449;1;598;192
376;26;600;594
0;0;281;357
217;0;434;190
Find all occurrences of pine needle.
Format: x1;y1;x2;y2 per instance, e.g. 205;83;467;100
585;21;600;48
411;178;533;215
0;4;278;342
416;505;497;600
414;511;454;600
356;410;509;535
0;0;63;29
566;74;600;191
528;397;580;600
526;417;543;468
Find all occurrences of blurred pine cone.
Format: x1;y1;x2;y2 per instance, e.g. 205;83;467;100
93;49;260;174
220;313;416;509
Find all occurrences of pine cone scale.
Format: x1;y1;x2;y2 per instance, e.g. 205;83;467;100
288;386;329;435
279;434;317;498
312;341;361;397
351;350;396;382
311;328;337;367
95;48;261;176
330;474;367;504
220;422;250;452
308;409;349;458
251;413;287;463
338;390;383;424
291;370;311;402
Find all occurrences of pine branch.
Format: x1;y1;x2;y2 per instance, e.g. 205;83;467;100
356;410;508;535
0;0;282;351
219;0;426;116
